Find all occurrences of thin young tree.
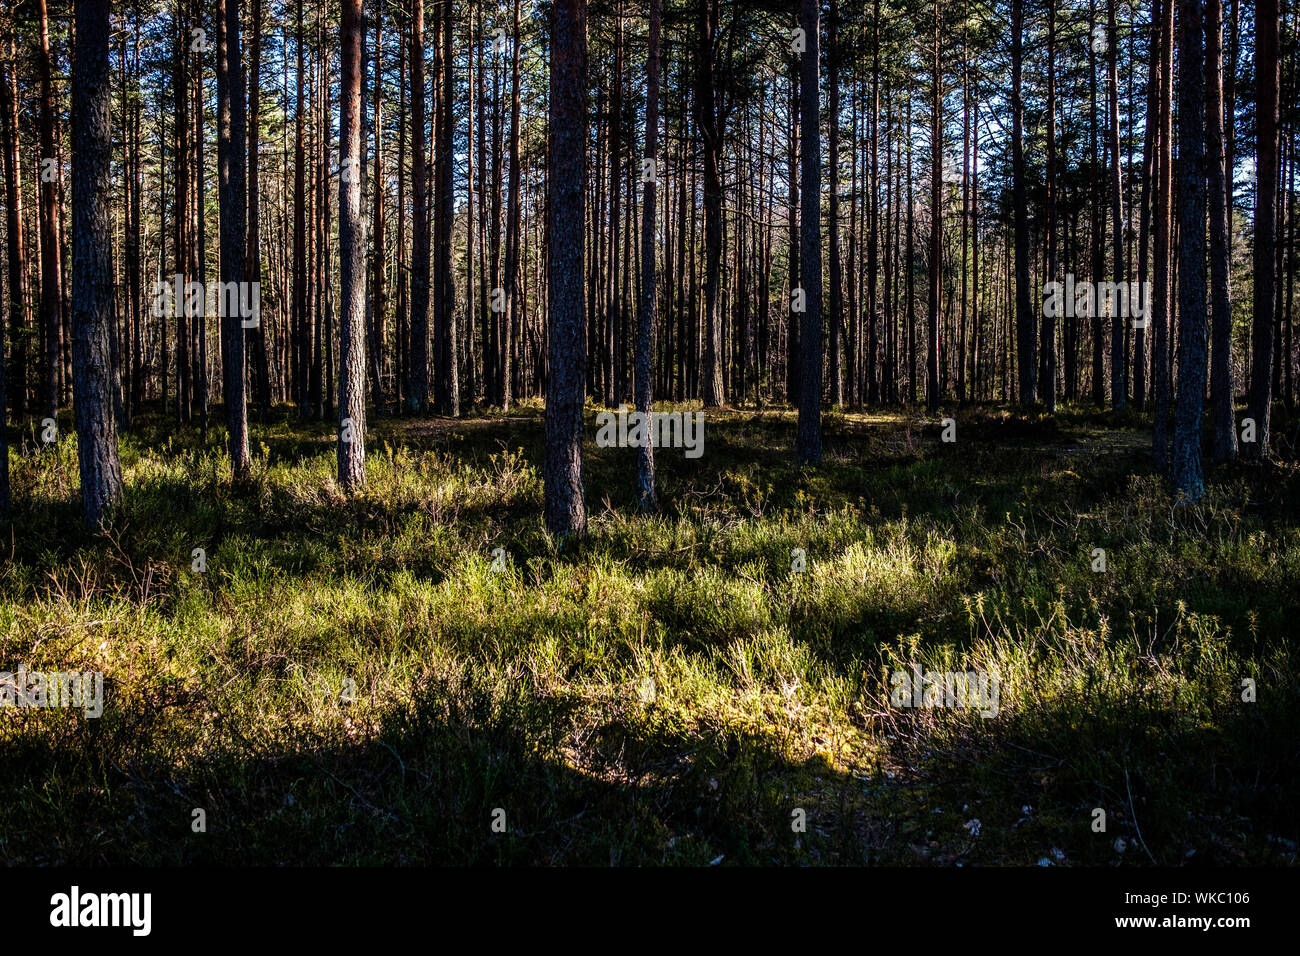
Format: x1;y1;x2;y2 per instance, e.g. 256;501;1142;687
636;0;661;511
501;0;523;411
70;0;123;527
407;0;430;413
796;0;822;464
248;0;270;421
1044;0;1058;412
1248;0;1280;459
1011;0;1035;404
1152;0;1174;467
695;0;726;408
828;0;843;406
0;27;26;445
338;0;367;488
293;0;309;417
37;0;64;424
1107;0;1127;411
544;0;588;539
1206;0;1236;461
927;0;942;414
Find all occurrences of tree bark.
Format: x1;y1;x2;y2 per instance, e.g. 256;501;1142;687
407;0;430;413
217;0;251;481
928;0;942;413
1011;0;1034;404
796;0;822;463
636;0;661;511
37;0;64;424
545;0;588;540
1247;0;1280;458
71;0;123;527
338;0;367;488
1206;0;1236;461
1172;0;1207;501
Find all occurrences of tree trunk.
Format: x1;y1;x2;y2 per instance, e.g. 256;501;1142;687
696;0;726;408
501;0;523;411
927;0;942;413
293;0;309;416
636;0;661;511
1108;0;1127;412
217;0;251;481
369;0;387;413
828;0;843;407
1247;0;1280;458
37;0;64;424
1044;1;1058;412
1;31;27;428
545;0;588;540
407;0;430;413
1152;0;1174;467
1011;0;1035;404
1206;0;1236;461
338;0;366;488
1172;0;1207;501
70;0;123;527
248;0;270;422
796;0;822;463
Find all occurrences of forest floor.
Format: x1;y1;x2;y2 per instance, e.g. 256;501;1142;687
2;401;1298;865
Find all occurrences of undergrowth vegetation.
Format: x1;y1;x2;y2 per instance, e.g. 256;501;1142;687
1;402;1297;864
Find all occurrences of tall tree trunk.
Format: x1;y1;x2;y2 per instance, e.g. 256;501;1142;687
293;0;309;416
1206;0;1236;461
174;11;191;424
435;0;458;415
338;0;366;488
1044;0;1058;412
927;0;942;413
1172;0;1207;500
1011;0;1035;404
1108;0;1127;412
501;0;523;411
796;0;822;463
217;0;251;481
1;31;27;428
369;0;387;413
696;0;725;408
545;0;588;539
37;0;64;424
867;0;880;405
407;0;430;413
70;0;123;527
1135;0;1159;412
827;0;843;406
1152;0;1174;467
463;6;476;404
1089;0;1105;406
247;0;270;422
194;0;208;439
636;0;661;511
786;76;800;405
1248;0;1280;458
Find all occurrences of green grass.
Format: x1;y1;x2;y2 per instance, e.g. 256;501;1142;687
1;401;1297;865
